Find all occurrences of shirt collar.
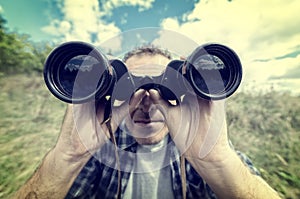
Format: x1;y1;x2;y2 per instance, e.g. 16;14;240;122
115;122;138;150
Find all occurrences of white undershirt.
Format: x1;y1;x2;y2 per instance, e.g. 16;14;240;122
123;136;175;199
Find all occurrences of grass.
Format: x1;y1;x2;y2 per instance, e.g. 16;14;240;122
0;74;65;198
227;92;300;198
0;74;299;198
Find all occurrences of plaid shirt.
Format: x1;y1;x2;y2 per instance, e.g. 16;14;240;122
65;127;260;199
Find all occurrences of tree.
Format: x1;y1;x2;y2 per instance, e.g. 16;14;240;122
0;14;54;74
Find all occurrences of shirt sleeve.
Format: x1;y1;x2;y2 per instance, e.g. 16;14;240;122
235;150;261;176
229;140;261;175
65;156;101;199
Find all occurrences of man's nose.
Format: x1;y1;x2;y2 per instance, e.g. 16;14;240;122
139;91;153;113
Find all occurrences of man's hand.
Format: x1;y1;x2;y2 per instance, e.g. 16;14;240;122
54;89;147;161
13;90;146;199
54;100;107;160
149;89;281;199
149;89;230;161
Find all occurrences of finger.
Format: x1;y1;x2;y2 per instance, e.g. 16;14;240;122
128;89;147;112
73;101;108;150
148;89;171;107
182;93;212;112
198;100;227;159
148;89;174;119
110;89;147;128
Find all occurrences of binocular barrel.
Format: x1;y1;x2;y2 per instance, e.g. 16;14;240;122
44;41;242;103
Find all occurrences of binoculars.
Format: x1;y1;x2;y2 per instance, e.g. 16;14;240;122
44;41;242;104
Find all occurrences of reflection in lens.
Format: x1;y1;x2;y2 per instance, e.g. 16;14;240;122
191;55;227;94
58;55;100;99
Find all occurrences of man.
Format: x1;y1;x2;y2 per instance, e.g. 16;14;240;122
14;46;280;199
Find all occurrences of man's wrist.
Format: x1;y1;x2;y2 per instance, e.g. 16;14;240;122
12;148;92;199
186;149;281;199
52;143;92;163
41;148;91;192
185;147;237;172
185;150;248;197
49;146;92;176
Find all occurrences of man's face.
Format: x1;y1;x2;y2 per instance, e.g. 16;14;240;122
123;54;171;145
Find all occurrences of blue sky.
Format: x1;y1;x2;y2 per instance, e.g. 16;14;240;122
0;0;50;40
0;0;300;94
0;0;199;42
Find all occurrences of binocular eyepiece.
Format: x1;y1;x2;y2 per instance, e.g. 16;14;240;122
44;41;242;103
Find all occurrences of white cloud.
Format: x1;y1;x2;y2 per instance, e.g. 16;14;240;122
102;0;155;13
41;0;156;52
244;55;300;82
120;13;128;25
152;29;199;57
42;0;121;49
41;20;71;36
160;0;300;93
0;5;3;14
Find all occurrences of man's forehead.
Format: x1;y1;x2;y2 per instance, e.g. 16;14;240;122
125;54;170;69
125;54;171;76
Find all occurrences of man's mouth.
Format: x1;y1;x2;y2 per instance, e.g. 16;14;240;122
133;119;164;124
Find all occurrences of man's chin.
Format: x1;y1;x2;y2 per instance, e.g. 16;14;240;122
129;123;169;145
124;117;168;143
130;121;165;134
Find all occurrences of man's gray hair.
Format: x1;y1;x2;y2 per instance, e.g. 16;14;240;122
123;45;172;62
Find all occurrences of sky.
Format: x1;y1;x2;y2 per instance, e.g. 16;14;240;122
0;0;300;95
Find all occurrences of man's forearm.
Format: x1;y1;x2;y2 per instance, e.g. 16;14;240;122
13;148;91;199
187;150;281;199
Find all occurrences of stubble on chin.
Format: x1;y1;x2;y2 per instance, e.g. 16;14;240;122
134;125;169;145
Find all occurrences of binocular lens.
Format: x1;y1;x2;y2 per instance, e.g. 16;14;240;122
190;55;226;94
186;44;242;100
44;42;112;103
59;55;101;98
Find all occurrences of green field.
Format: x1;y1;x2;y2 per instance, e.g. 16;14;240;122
0;74;299;198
